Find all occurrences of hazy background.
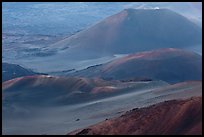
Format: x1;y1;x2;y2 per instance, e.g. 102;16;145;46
2;2;202;36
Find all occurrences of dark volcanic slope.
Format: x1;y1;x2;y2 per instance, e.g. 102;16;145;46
69;97;202;135
2;75;119;106
4;75;166;106
51;8;201;55
69;48;202;84
2;62;44;82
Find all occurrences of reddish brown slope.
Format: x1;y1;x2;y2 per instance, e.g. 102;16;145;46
5;75;162;106
69;97;202;135
70;48;202;84
2;75;122;106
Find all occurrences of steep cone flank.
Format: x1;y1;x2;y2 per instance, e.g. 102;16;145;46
51;9;201;55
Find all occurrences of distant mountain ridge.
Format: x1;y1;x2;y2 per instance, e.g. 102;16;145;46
2;62;46;82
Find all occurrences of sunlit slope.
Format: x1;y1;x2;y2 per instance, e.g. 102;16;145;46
69;48;202;84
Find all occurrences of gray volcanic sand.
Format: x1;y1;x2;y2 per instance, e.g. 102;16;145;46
2;81;201;135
